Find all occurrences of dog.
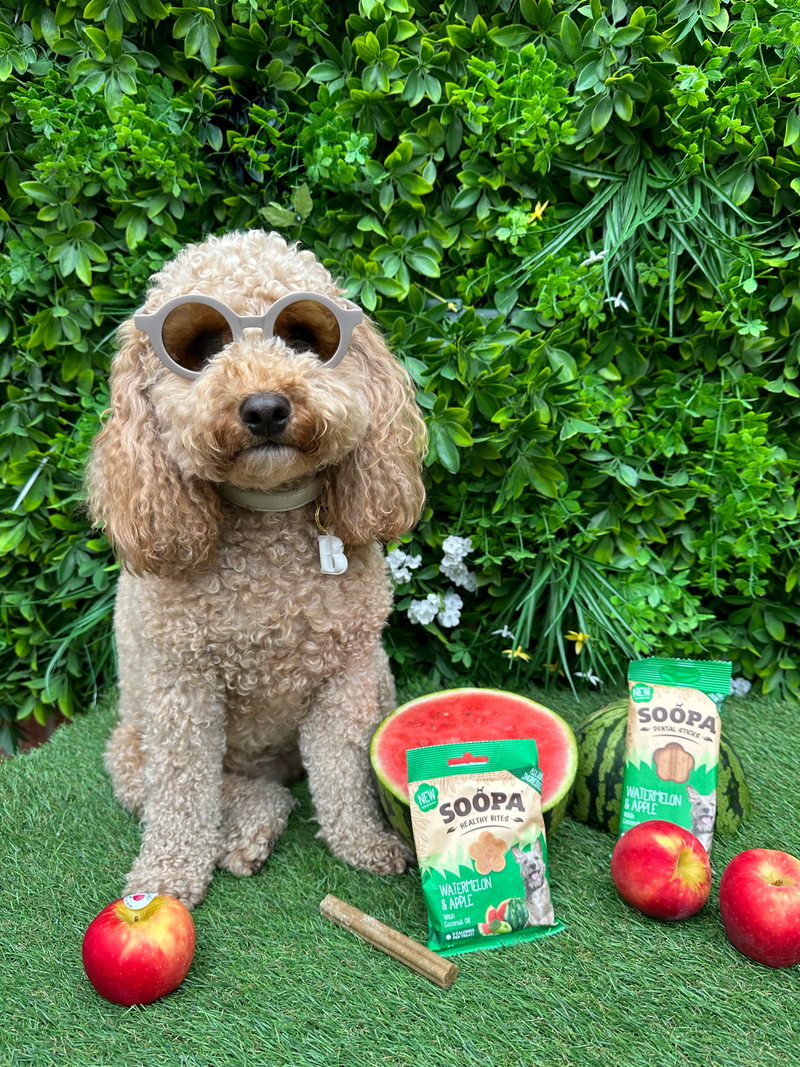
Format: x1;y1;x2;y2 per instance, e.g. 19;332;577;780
510;841;555;926
686;784;716;852
87;230;426;908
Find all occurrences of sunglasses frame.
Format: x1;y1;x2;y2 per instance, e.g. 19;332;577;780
133;291;364;380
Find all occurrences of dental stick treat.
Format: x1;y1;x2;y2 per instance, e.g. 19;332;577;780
620;658;733;852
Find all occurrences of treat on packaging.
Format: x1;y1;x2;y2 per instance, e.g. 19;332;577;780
619;657;733;853
407;738;564;957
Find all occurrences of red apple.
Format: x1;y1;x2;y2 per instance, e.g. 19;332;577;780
719;849;800;968
611;820;711;921
82;893;196;1005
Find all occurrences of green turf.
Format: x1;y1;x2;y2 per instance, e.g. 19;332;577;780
1;682;799;1067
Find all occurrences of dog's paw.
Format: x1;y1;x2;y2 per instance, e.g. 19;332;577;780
217;836;276;877
334;830;414;876
124;863;211;911
217;777;296;878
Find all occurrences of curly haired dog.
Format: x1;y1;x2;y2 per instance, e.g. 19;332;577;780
87;230;426;909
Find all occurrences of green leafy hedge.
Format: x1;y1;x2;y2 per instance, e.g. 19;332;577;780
2;0;800;747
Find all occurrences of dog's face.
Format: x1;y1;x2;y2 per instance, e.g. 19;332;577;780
140;239;371;491
687;786;716;833
512;842;547;895
88;231;426;575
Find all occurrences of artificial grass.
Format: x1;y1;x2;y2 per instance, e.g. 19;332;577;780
1;682;799;1067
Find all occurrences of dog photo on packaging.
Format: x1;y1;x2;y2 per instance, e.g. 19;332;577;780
87;229;426;909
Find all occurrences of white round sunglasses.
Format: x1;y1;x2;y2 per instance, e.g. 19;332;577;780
133;291;364;380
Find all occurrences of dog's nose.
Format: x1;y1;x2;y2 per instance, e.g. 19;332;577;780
239;393;292;439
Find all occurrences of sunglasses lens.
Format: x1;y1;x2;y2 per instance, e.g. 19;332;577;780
273;300;341;362
161;303;233;373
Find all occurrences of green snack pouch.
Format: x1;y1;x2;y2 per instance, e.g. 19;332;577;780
407;738;564;957
620;657;733;853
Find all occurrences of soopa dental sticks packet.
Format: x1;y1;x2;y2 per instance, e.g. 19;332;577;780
407;738;564;957
620;657;733;853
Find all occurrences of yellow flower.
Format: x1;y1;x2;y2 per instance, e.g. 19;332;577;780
530;200;549;222
502;646;530;662
565;630;591;654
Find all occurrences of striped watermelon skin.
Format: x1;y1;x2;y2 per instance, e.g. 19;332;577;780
569;699;751;837
569;701;628;834
504;898;530;932
715;726;752;836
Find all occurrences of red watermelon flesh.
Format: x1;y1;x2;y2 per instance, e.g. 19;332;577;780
370;688;578;848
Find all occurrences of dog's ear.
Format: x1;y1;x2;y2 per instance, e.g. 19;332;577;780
686;785;700;801
325;319;426;545
86;320;222;576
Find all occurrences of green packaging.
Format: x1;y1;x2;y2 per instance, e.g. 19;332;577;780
620;657;733;852
407;738;564;957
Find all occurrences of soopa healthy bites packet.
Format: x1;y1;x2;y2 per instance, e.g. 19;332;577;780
407;738;564;958
620;657;733;853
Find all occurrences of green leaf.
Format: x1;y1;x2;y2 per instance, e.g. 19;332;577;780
397;173;433;195
519;0;538;24
261;205;296;228
611;25;644;45
613;91;633;123
406;251;441;277
307;60;343;82
293;183;313;220
764;611;786;642
560;13;582;61
785;109;800;148
20;182;59;204
430;424;460;472
547;348;577;381
0;523;27;553
731;169;754;206
446;24;475;48
591;95;613;134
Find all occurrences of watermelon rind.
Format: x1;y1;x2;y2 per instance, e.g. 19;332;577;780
370;687;578;851
569;698;751;837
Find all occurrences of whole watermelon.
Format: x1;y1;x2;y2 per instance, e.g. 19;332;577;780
503;898;530;932
569;699;751;836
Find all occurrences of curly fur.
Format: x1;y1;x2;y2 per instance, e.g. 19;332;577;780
87;230;426;908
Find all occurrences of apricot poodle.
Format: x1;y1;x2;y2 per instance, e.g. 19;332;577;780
87;230;426;909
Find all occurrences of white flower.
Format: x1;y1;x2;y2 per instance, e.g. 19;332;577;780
581;249;607;267
386;548;422;584
407;594;440;625
575;670;602;687
492;625;514;639
605;291;630;312
437;591;463;628
441;535;473;562
439;558;476;590
730;677;752;697
439;534;476;591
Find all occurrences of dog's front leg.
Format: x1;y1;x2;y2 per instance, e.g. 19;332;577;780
124;664;226;910
300;652;413;875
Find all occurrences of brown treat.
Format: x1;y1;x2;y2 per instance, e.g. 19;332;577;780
653;742;695;783
468;830;508;874
319;895;458;989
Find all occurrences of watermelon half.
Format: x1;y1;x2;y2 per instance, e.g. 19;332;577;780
370;688;579;851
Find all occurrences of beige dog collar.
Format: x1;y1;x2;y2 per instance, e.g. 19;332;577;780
217;478;323;513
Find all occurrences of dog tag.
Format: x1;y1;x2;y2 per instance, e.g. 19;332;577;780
318;533;348;575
